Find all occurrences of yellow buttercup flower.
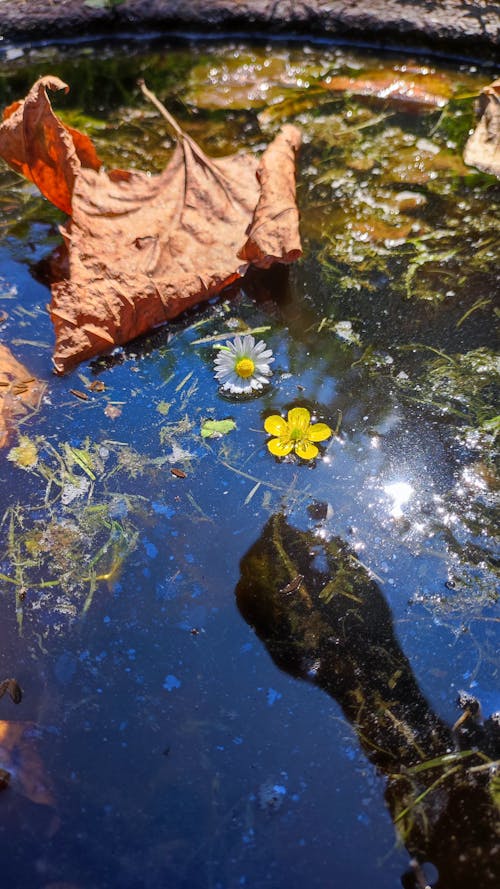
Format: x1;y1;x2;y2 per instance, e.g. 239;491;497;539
264;407;332;460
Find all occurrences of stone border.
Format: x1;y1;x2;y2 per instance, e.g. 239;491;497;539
0;2;498;61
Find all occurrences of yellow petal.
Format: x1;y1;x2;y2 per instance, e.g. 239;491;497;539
308;422;332;442
287;407;310;430
264;415;288;436
268;438;294;457
295;441;318;460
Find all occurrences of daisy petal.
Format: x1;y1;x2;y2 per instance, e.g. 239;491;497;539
254;341;272;356
268;438;294;457
223;382;250;394
220;371;253;393
215;363;235;377
264;415;289;436
308;422;333;442
219;341;237;356
214;362;233;376
295;441;318;460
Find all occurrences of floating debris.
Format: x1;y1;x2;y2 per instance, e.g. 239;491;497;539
201;418;236;439
0;678;22;704
279;574;304;596
170;468;187;479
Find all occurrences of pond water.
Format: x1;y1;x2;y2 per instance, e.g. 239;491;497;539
0;35;499;889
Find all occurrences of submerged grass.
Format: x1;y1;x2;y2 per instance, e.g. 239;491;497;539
0;495;140;630
392;748;498;844
395;345;500;448
0;436;161;628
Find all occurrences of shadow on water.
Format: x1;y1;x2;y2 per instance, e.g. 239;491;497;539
236;513;500;889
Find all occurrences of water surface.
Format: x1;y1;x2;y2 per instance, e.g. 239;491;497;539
0;36;498;889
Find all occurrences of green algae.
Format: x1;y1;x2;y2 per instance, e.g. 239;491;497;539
395;347;499;442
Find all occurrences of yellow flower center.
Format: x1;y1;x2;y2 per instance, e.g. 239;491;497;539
290;427;304;443
235;357;255;379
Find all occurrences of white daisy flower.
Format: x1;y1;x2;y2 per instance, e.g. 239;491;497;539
214;334;274;395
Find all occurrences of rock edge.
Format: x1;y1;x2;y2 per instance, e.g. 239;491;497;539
0;2;499;61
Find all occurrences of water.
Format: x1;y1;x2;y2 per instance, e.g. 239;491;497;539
0;36;498;889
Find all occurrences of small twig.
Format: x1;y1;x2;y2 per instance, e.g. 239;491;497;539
395;765;461;824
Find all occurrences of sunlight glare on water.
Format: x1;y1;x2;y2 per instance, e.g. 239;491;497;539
383;480;415;518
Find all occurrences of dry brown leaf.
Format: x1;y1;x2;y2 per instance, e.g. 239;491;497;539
0;76;101;215
0;344;45;448
0;720;55;807
464;78;500;177
238;125;302;269
0;78;302;374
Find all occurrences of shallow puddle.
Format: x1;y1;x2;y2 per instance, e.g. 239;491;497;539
0;36;498;889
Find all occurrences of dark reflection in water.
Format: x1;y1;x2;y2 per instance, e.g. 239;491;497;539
236;513;500;889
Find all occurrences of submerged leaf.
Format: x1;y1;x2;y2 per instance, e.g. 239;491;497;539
0;720;55;806
0;345;45;448
187;54;299;111
321;67;452;112
0;78;302;373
